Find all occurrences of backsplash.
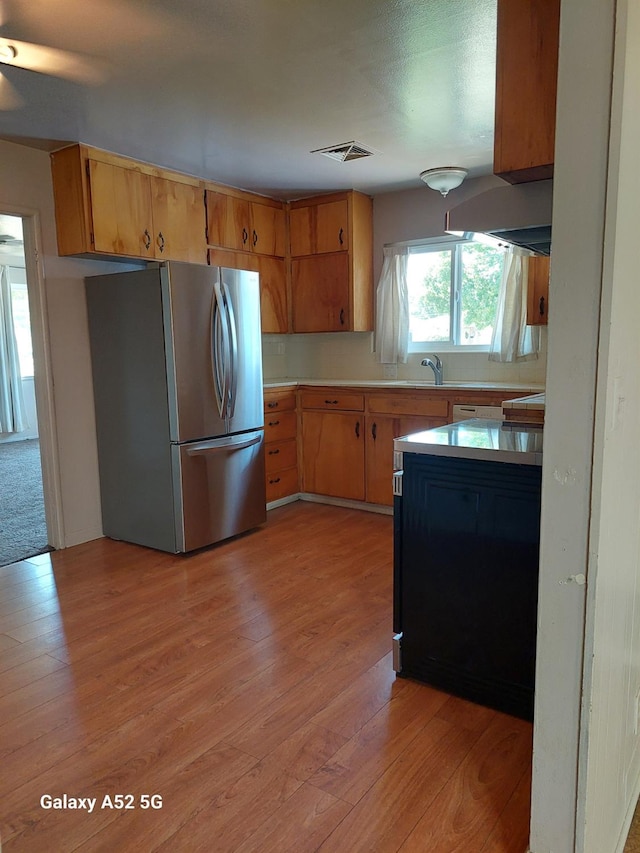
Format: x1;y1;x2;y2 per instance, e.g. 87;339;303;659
262;330;547;386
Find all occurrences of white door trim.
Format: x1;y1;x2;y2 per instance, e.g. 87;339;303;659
2;203;65;549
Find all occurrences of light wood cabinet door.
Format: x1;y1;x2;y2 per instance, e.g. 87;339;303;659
206;191;251;251
289;199;348;256
494;0;560;183
89;160;155;258
301;411;365;500
526;255;550;325
256;256;288;333
366;414;448;506
292;253;350;332
250;203;286;257
150;177;207;264
207;191;286;257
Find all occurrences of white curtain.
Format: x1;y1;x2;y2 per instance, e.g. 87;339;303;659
375;246;409;364
489;251;540;362
0;265;27;433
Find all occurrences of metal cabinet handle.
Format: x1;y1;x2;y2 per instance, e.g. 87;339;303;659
355;420;360;439
269;476;281;484
143;229;151;250
157;232;165;252
268;448;280;455
539;296;546;317
242;228;248;245
371;422;377;440
339;227;344;246
267;401;279;408
252;229;258;247
340;308;345;326
268;420;280;427
325;399;338;405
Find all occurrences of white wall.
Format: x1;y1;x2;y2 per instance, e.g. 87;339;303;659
0;139;136;547
263;173;547;387
529;0;616;850
577;2;640;850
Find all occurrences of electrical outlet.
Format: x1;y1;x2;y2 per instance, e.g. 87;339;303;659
383;364;398;380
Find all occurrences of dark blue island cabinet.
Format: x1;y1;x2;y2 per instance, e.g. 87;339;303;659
394;452;542;721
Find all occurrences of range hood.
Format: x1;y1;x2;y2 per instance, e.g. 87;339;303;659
445;179;553;255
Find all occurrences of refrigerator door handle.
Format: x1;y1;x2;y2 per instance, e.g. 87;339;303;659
221;279;239;420
211;280;230;420
185;432;262;456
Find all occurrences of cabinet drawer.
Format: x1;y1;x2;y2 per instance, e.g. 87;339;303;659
265;439;297;474
300;391;364;412
266;466;299;502
368;394;449;418
264;410;297;442
264;389;296;413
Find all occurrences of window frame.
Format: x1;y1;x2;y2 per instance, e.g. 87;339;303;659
404;233;504;354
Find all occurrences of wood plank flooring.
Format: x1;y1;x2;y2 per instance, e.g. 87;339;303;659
0;502;532;852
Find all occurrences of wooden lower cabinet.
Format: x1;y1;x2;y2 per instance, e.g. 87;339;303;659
264;388;299;503
301;411;365;501
365;415;447;507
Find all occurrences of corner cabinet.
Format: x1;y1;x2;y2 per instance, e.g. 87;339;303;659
206;187;289;335
50;145;207;264
300;390;366;500
289;191;373;333
494;0;560;183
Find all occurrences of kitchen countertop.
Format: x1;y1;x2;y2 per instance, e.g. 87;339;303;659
394;418;544;466
264;378;545;392
502;392;546;410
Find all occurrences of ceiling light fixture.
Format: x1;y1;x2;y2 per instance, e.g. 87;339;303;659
0;44;17;63
420;166;468;197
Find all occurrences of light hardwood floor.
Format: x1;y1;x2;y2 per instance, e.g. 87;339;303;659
0;502;532;852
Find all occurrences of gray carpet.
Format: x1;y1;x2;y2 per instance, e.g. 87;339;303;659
0;438;49;567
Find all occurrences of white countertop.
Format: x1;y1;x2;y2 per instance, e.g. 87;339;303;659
264;378;545;392
501;392;546;409
394;418;544;466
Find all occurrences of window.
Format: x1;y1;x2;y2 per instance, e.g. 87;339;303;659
407;236;504;351
7;267;34;378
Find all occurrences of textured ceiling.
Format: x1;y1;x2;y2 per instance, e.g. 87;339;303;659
0;0;497;199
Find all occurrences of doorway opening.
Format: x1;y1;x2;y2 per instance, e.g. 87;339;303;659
0;212;49;566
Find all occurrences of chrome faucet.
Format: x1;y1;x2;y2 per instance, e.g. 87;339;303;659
421;354;443;385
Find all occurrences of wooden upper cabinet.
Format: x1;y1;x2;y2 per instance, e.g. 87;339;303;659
208;247;288;334
494;0;560;183
289;199;348;256
50;144;207;263
149;178;210;265
206;190;286;257
526;254;550;325
289;191;373;333
88;160;154;258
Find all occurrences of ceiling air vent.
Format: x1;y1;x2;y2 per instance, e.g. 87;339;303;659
311;141;375;162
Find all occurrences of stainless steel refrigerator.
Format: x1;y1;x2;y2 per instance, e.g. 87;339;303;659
85;261;266;553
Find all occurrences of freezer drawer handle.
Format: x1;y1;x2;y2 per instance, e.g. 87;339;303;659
186;434;262;456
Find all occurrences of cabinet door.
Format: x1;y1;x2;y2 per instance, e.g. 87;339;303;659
494;0;560;182
301;411;365;500
150;177;206;264
206;191;252;251
526;255;550;325
366;415;448;507
256;256;288;333
292;254;350;332
89;160;154;258
289;200;348;256
250;203;286;257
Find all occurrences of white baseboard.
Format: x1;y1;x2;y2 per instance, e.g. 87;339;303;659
267;492;392;516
